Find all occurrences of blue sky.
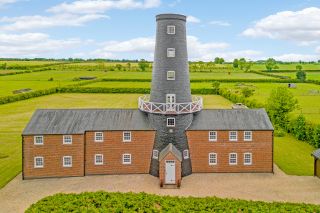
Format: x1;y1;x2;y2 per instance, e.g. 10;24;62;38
0;0;319;61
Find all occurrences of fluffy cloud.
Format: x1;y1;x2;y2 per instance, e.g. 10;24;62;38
209;20;231;27
0;14;108;31
187;16;200;24
47;0;161;14
242;7;320;44
0;0;17;6
91;35;234;61
271;53;319;62
0;33;82;57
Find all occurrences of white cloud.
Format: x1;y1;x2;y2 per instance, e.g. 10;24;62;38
187;15;200;23
242;7;320;45
271;53;319;62
48;0;161;14
0;14;108;31
209;20;230;27
316;46;320;53
0;0;17;6
0;33;82;57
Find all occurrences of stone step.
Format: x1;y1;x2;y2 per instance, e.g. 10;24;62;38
161;184;179;189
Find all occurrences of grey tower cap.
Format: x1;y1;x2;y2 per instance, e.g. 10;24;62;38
156;13;186;21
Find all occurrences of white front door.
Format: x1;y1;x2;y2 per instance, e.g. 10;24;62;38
165;160;175;184
166;94;176;111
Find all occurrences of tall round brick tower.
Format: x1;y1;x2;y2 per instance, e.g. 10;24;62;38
138;14;203;177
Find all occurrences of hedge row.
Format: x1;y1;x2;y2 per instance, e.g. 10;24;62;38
0;67;54;76
26;191;320;212
263;70;320;73
249;70;292;79
58;87;151;94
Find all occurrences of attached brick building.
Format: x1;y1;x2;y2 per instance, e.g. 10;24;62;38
22;13;274;187
312;149;320;178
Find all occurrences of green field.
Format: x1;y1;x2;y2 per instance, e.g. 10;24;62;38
273;72;320;80
0;93;232;189
251;63;320;71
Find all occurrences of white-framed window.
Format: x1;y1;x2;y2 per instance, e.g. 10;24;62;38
95;154;103;165
63;156;72;167
244;153;252;165
123;131;131;142
122;154;132;165
167;25;175;34
167;48;175;57
209;131;217;141
167;118;175;127
94;132;103;142
63;135;72;144
183;150;189;159
229;153;237;165
209;153;217;165
34;136;43;145
152;150;159;159
34;156;44;168
167;71;175;80
244;131;252;141
229;131;237;141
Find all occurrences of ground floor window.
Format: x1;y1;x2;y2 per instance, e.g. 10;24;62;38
229;153;237;165
95;154;104;165
122;154;132;164
244;153;252;165
209;153;217;165
34;156;44;168
63;156;72;167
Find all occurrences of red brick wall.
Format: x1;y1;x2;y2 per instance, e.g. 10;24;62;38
85;131;155;175
187;130;273;173
23;134;84;179
159;152;181;185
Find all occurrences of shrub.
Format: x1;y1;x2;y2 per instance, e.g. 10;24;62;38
48;77;54;81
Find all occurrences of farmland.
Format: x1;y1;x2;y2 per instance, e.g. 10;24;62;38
0;60;319;189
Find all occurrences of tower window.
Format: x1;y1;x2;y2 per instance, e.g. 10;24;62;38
167;25;175;34
167;118;175;127
167;71;175;80
183;150;189;159
167;48;175;57
152;150;159;159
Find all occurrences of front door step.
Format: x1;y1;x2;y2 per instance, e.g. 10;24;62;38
161;184;180;189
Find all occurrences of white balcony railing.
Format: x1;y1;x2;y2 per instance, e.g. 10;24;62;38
138;95;203;114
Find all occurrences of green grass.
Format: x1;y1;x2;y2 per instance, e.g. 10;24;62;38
274;72;320;80
26;191;320;212
0;93;232;189
251;63;320;71
274;134;314;176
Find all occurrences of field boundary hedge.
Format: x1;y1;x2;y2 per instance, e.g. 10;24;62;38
25;191;320;212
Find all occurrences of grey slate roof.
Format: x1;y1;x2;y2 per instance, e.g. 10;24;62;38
23;109;154;135
312;149;320;159
159;143;182;161
188;109;274;131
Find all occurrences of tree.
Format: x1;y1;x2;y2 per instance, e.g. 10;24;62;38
238;58;246;70
241;87;254;98
214;57;224;64
265;58;277;71
138;59;149;71
243;61;253;72
233;59;239;68
127;62;131;71
292;114;307;140
212;81;220;94
296;70;306;81
266;87;298;128
296;64;302;71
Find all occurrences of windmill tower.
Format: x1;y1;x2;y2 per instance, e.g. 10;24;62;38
138;14;203;177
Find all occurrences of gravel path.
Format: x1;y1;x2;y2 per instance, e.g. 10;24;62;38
0;165;319;212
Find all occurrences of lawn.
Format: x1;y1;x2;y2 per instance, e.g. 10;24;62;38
274;134;314;176
0;93;232;189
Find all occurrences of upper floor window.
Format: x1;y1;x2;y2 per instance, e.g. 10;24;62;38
34;136;43;145
34;156;44;168
209;153;217;165
229;153;237;165
229;131;237;141
63;156;72;167
167;48;175;57
152;150;159;159
167;71;175;80
167;25;175;34
63;135;72;144
209;131;217;141
95;132;103;142
123;131;132;142
122;154;132;164
244;131;252;141
167;118;175;127
183;150;189;159
95;154;104;165
244;153;252;165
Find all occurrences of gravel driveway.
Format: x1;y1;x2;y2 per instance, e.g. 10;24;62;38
0;165;319;212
